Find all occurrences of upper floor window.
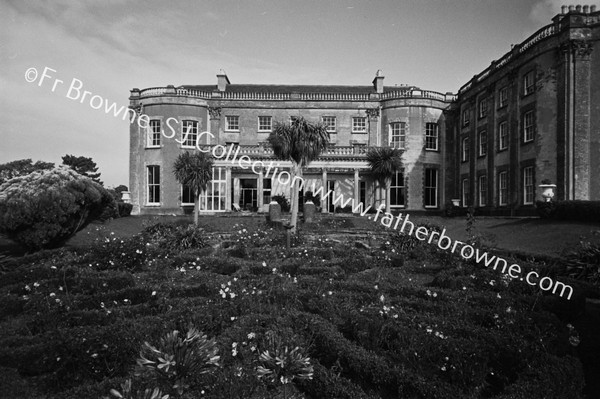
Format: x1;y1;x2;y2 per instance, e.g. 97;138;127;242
258;116;272;132
523;71;535;96
498;121;508;150
226;115;239;131
499;86;508;108
462;109;470;127
425;123;439;151
478;130;487;157
148;119;161;147
461;137;470;162
322;116;337;132
181;120;198;148
523;110;535;142
147;165;160;205
352;117;366;133
389;122;406;149
478;98;488;119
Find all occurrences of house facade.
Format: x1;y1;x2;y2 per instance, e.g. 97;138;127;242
129;5;599;216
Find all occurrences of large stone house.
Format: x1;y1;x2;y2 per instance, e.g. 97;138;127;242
128;5;599;216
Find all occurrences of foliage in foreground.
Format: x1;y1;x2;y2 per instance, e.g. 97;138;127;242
0;165;115;251
0;221;587;398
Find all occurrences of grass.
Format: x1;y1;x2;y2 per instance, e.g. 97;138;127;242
54;213;600;257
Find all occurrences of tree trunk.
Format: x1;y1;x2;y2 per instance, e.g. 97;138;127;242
290;163;301;234
194;189;200;225
385;177;391;214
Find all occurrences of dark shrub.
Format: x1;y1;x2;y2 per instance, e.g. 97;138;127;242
117;202;133;217
303;191;321;208
0;166;115;251
271;194;290;212
536;200;600;223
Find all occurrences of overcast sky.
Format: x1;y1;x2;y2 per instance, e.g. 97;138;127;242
1;0;595;187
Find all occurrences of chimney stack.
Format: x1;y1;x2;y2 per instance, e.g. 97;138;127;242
372;70;384;94
217;69;230;92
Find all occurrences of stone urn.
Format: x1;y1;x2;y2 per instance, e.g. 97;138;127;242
451;198;461;207
304;200;316;223
121;191;131;203
268;200;281;222
539;184;556;202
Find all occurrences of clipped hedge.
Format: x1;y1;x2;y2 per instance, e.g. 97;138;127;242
536;200;600;223
0;166;115;251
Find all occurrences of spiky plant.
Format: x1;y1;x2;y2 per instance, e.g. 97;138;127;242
136;326;220;396
172;151;213;225
268;117;329;232
366;147;403;213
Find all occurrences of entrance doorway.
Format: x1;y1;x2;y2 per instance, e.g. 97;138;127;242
328;180;335;212
239;179;258;211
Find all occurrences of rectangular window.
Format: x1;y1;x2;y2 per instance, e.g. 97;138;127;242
390;122;406;149
523;110;535;142
478;175;487;206
478;131;487;156
499;171;508;206
479;98;488;118
148;119;161;147
462;178;469;207
523;166;534;205
258;116;272;132
462;137;469;162
181;120;198;147
425;123;439;151
462;109;470;127
352;117;367;132
226;115;239;131
523;71;535;96
390;170;406;207
263;178;272;205
322;116;337;132
498;121;508;150
147;165;160;204
499;86;508;108
424;168;438;208
181;184;194;205
200;167;226;212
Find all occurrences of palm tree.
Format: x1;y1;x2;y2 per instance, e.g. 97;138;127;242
173;151;214;225
268;117;329;233
366;147;403;213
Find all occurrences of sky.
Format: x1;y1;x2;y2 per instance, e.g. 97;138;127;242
1;0;596;187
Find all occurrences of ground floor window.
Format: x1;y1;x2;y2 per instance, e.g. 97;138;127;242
147;165;160;204
523;166;534;205
478;175;487;207
200;167;226;211
462;178;469;207
499;171;508;206
181;184;194;205
263;178;272;204
239;178;258;211
390;171;406;207
424;168;438;208
360;181;366;206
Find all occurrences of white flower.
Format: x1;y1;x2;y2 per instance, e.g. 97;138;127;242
49;292;56;297
433;292;438;298
33;282;40;288
25;285;31;291
262;261;267;267
229;292;236;299
152;291;157;296
380;294;385;302
441;366;447;371
426;289;431;296
328;291;333;296
374;285;378;290
247;332;256;340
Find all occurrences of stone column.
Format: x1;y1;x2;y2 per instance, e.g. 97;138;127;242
257;170;264;212
322;168;328;213
353;169;360;213
225;167;232;211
